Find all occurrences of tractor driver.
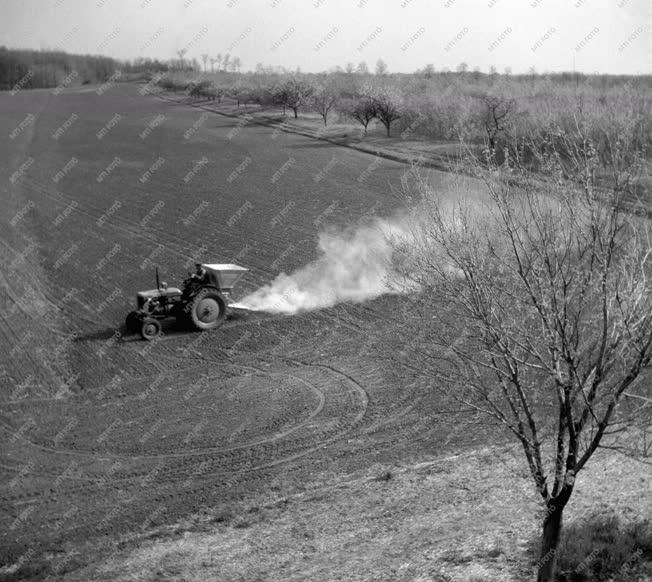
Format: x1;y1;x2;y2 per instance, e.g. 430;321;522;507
191;263;209;285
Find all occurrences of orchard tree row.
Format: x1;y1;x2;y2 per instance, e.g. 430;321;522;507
155;71;651;163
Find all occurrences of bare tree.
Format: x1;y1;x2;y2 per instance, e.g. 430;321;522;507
222;53;230;72
216;53;222;71
345;62;355;74
423;63;435;78
345;97;376;135
456;61;468;73
365;85;402;136
232;56;242;73
176;50;186;71
209;57;217;73
230;80;251;108
271;82;288;114
479;94;515;150
391;127;651;582
356;61;369;75
201;53;209;72
375;58;388;76
275;77;313;118
311;82;339;126
208;85;225;103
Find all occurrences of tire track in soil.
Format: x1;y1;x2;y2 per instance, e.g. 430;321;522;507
3;292;410;546
0;235;111;334
2;287;405;512
0;90;422;560
13;166;380;337
2;369;327;461
1;174;280;397
10;175;338;341
5;382;371;552
0;240;81;398
25;90;388;294
1;357;369;518
16;176;198;265
258;351;427;439
16;175;300;284
4;176;369;399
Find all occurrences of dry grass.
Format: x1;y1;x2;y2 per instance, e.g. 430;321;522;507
71;446;650;582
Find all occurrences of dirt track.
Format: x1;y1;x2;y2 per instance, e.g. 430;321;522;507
0;83;485;578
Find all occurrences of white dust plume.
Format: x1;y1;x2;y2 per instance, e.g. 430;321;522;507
238;218;412;314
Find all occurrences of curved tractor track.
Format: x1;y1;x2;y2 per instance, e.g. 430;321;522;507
1;349;369;547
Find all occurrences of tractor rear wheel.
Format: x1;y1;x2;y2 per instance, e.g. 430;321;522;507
126;311;140;332
140;318;162;341
189;288;225;331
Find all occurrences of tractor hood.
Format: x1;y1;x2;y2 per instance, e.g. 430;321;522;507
137;287;182;307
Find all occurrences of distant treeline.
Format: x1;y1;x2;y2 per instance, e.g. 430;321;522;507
153;68;652;160
0;47;171;91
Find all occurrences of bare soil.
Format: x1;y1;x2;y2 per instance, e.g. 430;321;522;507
0;83;648;581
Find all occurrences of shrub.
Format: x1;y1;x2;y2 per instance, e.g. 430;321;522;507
526;511;651;581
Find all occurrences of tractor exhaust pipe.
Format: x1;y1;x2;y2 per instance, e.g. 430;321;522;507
156;266;161;291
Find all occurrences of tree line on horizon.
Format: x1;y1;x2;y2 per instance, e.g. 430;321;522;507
2;45;650;92
2;45;650;165
154;65;651;168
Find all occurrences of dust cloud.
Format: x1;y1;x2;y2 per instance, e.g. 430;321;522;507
238;218;412;314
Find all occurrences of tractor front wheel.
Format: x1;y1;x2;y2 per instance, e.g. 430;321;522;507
189;288;225;331
140;317;162;341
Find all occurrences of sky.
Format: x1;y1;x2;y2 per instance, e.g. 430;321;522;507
0;0;650;74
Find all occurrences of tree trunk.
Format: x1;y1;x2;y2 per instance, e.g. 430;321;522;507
537;503;564;582
293;108;298;119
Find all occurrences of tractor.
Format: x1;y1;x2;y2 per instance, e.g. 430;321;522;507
125;263;248;340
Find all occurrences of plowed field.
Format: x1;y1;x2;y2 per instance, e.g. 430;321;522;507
0;83;487;579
